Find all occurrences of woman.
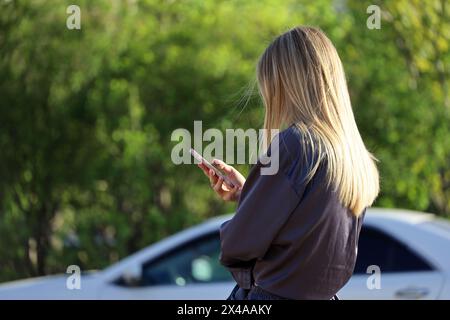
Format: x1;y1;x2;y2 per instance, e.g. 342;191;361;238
197;26;379;300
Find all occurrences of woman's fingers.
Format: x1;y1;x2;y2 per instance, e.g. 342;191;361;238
208;170;227;198
208;169;219;187
223;185;239;201
212;159;233;174
213;176;224;192
213;159;246;188
197;163;210;177
197;159;244;202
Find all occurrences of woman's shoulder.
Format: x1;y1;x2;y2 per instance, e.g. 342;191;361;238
278;124;304;154
276;124;307;165
274;124;321;189
244;124;321;199
252;124;319;180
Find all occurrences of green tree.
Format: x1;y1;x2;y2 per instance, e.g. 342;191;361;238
0;0;448;282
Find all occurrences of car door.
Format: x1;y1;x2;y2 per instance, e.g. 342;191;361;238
339;226;444;299
100;232;235;299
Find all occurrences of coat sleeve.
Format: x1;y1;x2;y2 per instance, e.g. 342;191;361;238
219;132;306;288
220;167;301;262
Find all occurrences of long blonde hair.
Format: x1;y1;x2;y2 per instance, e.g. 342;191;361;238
256;26;379;216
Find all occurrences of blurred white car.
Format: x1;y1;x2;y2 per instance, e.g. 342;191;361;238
1;208;450;300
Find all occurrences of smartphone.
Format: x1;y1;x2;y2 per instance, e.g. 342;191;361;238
190;148;235;188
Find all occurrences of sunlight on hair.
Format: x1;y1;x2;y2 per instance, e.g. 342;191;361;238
256;26;380;216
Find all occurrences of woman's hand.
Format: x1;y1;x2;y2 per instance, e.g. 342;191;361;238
197;159;246;202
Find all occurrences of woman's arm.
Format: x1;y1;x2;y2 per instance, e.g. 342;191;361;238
196;127;308;289
219;163;302;265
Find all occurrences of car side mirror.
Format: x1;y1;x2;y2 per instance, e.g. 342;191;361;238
121;264;143;287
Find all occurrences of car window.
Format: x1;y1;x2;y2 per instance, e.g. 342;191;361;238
353;226;433;274
139;232;232;286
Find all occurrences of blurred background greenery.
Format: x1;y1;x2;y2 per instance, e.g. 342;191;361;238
0;0;448;282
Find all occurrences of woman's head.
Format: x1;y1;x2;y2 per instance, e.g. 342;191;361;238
257;26;379;216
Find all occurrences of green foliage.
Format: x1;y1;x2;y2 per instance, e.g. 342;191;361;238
0;0;448;281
